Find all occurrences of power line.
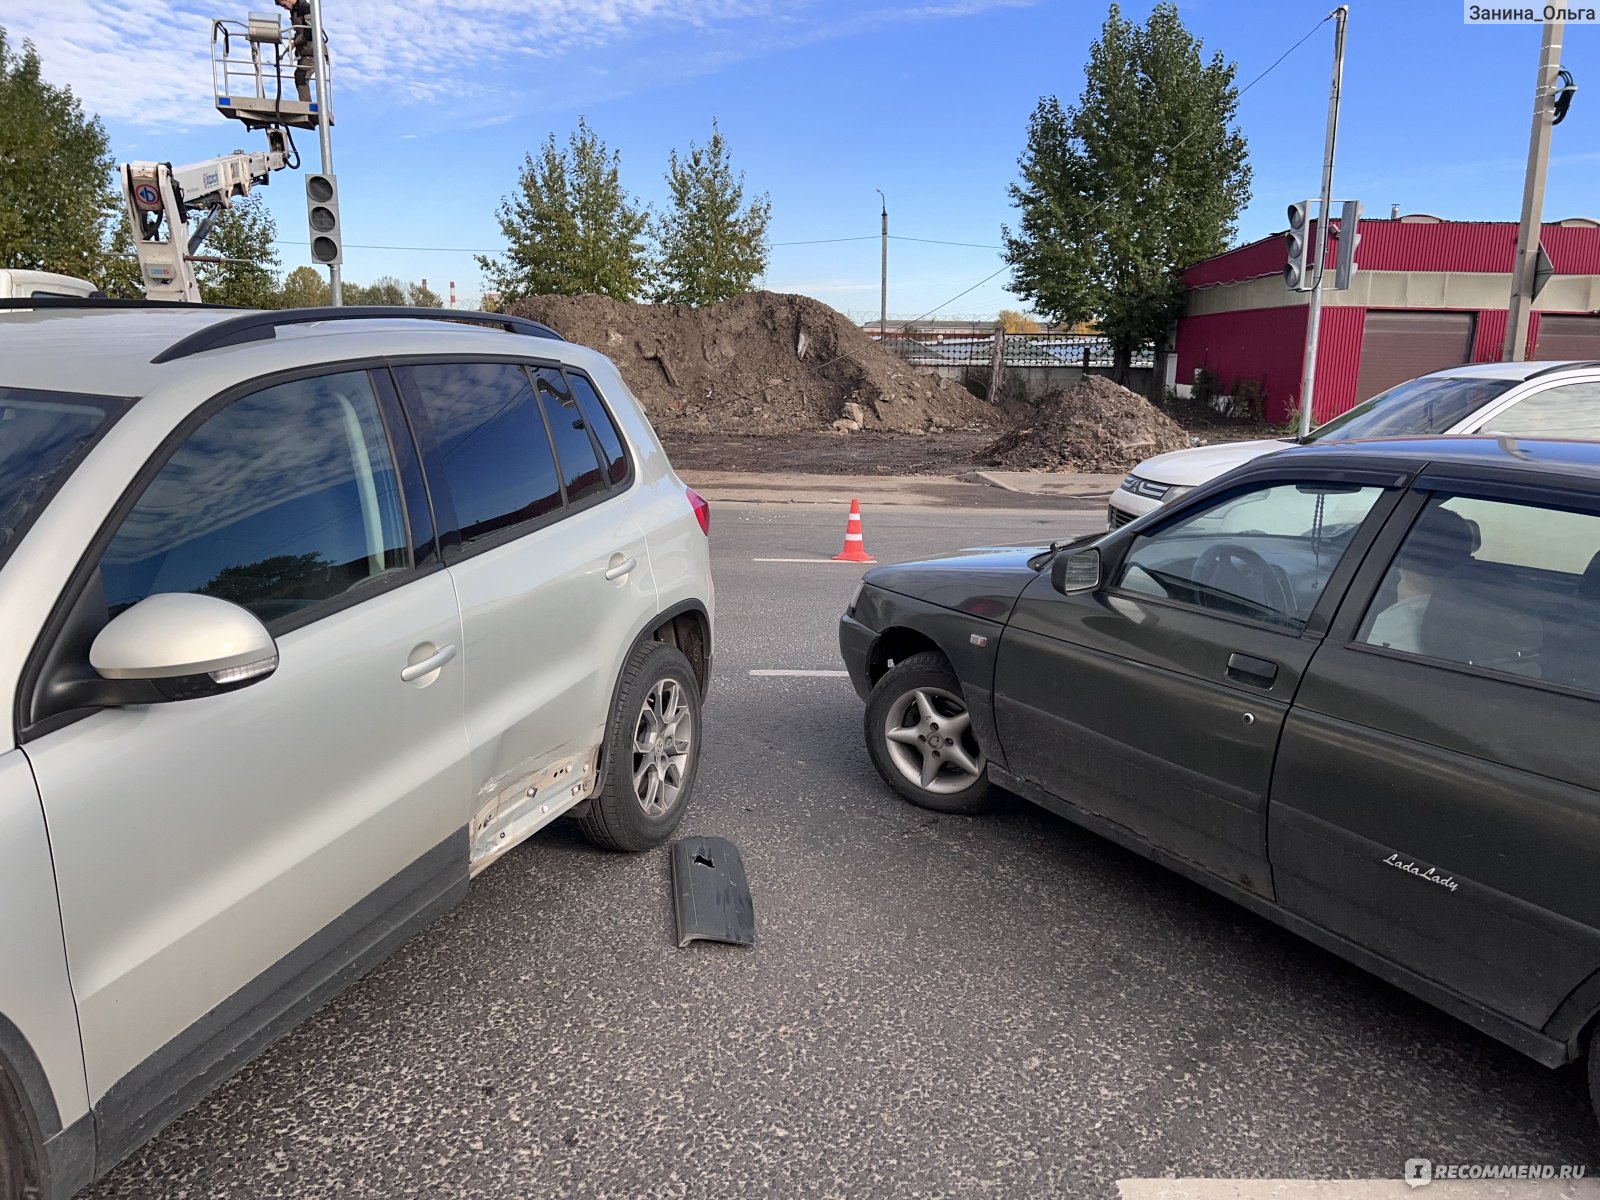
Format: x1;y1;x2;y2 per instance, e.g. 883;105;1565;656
1236;10;1335;98
890;235;1003;250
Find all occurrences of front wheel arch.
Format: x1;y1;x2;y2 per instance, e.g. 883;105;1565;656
866;626;944;686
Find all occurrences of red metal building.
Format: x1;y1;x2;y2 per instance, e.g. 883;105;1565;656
1173;216;1600;424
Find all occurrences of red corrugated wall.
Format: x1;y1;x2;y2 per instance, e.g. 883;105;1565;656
1472;310;1508;361
1311;307;1365;423
1174;306;1308;424
1184;220;1600;288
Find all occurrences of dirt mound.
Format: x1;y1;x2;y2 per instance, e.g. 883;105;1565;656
505;291;996;436
982;375;1190;473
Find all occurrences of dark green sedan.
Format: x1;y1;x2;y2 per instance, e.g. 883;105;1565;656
840;436;1600;1132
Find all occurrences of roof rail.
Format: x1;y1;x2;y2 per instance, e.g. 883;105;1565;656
1526;359;1600;379
150;306;566;364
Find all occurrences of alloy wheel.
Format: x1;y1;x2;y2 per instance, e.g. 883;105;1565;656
882;685;986;795
632;676;694;816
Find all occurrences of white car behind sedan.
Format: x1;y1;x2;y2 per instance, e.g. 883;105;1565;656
1109;359;1600;527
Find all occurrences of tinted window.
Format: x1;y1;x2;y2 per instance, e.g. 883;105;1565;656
1360;495;1600;693
402;363;562;545
534;368;606;504
99;372;407;626
1117;482;1385;630
1309;376;1515;442
0;387;125;569
1476;381;1600;440
566;372;628;485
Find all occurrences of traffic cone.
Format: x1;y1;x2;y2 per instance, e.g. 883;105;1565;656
833;498;876;563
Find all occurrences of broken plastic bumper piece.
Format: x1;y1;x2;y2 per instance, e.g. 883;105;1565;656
670;836;756;948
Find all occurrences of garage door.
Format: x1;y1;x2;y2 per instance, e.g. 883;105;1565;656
1354;311;1476;404
1533;314;1600;361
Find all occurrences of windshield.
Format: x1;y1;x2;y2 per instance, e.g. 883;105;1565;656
0;387;129;569
1308;375;1516;443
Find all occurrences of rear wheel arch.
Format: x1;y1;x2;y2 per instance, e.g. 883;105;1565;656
0;1040;47;1200
590;600;711;796
645;604;710;695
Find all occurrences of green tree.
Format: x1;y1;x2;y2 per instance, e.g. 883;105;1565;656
406;279;442;306
195;194;281;307
477;117;651;303
1002;2;1250;380
203;553;331;607
278;264;330;307
98;214;144;299
0;28;124;285
652;120;770;306
344;275;407;305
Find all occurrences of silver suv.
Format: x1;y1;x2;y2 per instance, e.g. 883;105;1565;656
0;303;714;1199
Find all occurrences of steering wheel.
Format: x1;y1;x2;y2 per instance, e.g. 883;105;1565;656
1191;542;1295;617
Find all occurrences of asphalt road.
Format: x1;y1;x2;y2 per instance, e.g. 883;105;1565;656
88;503;1598;1200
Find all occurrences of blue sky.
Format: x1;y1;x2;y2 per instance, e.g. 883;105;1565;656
9;0;1598;318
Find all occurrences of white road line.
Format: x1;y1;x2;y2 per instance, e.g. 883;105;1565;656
748;669;851;678
751;557;867;563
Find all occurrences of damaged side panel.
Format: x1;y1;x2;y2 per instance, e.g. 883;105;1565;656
469;745;601;874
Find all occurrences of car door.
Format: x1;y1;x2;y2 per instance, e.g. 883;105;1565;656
993;472;1400;896
395;360;656;871
1270;481;1600;1030
19;368;472;1145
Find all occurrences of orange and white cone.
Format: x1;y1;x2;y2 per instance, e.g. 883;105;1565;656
833;498;876;563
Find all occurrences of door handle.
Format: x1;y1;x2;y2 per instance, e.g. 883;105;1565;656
604;556;638;581
1226;651;1278;687
401;643;457;682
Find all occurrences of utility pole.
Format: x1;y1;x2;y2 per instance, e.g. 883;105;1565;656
1298;5;1347;440
876;188;888;341
309;0;341;305
1502;16;1564;362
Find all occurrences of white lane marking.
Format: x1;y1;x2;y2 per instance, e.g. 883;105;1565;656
751;557;867;563
748;669;851;678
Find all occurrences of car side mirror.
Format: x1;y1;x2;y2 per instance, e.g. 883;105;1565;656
1051;548;1101;595
90;593;279;703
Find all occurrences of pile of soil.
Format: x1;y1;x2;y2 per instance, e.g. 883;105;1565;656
982;375;1191;473
505;291;996;436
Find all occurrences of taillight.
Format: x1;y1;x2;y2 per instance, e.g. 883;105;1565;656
687;486;710;536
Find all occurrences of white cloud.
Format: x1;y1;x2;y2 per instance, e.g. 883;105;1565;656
5;0;1033;129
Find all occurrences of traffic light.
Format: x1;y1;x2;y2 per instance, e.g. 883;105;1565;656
1284;201;1311;291
305;173;343;266
1333;200;1362;290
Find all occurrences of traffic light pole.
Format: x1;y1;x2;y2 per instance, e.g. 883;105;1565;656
1298;4;1347;440
309;0;341;305
1502;16;1563;362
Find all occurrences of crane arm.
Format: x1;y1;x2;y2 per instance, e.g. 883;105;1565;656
122;142;285;302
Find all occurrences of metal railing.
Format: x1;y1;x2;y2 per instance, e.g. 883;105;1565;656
211;17;332;126
879;331;1156;370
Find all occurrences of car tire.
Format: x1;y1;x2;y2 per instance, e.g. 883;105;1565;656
864;650;995;815
579;640;703;852
1589;1033;1600;1137
0;1097;24;1200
